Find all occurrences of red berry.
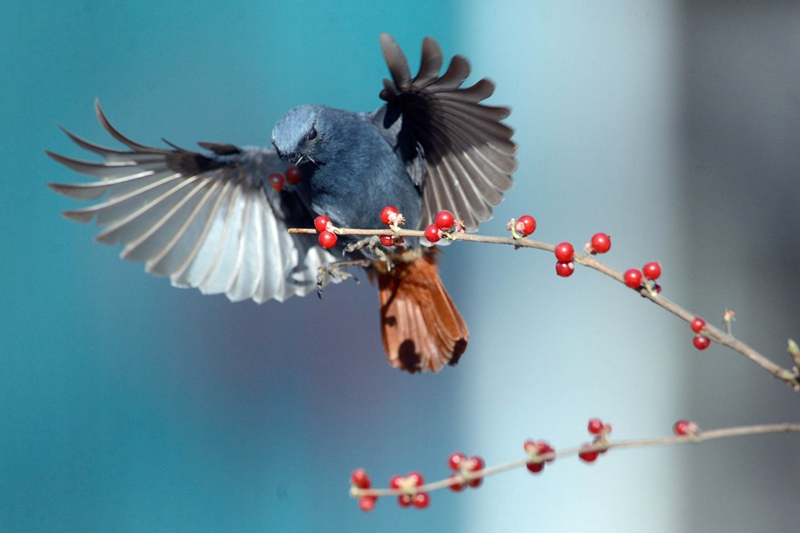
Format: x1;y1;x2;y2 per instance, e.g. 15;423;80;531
590;233;611;253
623;268;643;289
448;475;465;491
379;234;394;247
318;230;337;249
588;419;604;435
579;444;599;463
537;442;556;463
424;224;441;243
268;173;285;192
693;335;711;350
691;317;706;333
398;494;412;508
314;215;330;233
448;452;466;470
380;206;399;225
467;477;483;488
555;242;575;262
413;492;430;509
407;472;424;487
389;475;402;490
351;468;371;489
673;419;696;436
526;461;545;474
285;166;302;184
643;261;662;280
516;215;537;236
524;440;555;462
555;261;574;277
358;496;377;512
435;210;455;231
468;456;484;472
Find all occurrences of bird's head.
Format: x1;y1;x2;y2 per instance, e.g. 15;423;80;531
271;104;327;167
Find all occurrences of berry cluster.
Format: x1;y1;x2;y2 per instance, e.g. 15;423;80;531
447;452;485;491
351;469;377;512
424;210;465;243
313;215;338;249
623;261;661;291
267;165;303;192
523;440;555;474
553;232;613;278
691;317;711;350
390;472;429;509
554;242;575;277
579;418;612;463
378;206;407;247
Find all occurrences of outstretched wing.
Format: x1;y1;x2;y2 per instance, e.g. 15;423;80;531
375;34;518;232
47;100;336;303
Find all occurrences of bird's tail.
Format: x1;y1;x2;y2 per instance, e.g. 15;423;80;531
373;250;468;373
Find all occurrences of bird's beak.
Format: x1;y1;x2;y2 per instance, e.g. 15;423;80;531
296;153;319;168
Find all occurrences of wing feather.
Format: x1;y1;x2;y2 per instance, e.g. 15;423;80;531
48;101;338;304
121;178;213;262
145;179;224;276
377;34;518;231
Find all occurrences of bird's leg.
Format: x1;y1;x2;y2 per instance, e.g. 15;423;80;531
316;259;371;297
345;235;391;266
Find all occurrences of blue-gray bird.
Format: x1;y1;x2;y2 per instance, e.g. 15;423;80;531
47;34;517;373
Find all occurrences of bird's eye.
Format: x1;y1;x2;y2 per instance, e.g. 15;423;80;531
308;126;317;141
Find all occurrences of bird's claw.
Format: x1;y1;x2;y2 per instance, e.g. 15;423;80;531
316;259;370;296
344;236;392;267
344;235;379;254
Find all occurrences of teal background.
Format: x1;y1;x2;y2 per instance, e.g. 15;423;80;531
2;1;799;532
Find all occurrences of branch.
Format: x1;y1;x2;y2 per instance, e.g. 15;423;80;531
288;226;800;389
349;422;800;502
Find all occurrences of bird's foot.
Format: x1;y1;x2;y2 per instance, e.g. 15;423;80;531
316;259;371;297
344;235;379;253
345;236;392;267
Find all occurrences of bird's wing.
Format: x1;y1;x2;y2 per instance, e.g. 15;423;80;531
376;33;517;231
47;100;337;303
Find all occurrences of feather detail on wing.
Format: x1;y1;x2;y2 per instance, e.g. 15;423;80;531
47;100;336;303
378;34;518;232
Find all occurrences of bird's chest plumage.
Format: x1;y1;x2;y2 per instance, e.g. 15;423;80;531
297;118;422;231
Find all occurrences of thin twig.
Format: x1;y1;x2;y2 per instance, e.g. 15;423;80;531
349;422;800;498
288;227;800;389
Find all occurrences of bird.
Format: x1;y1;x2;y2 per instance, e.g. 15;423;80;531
47;34;517;373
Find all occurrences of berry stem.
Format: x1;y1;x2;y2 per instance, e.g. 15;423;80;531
349;422;800;499
288;226;800;389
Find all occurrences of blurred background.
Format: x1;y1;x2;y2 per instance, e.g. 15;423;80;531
1;0;798;531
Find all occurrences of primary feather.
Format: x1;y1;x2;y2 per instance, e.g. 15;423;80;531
47;100;336;303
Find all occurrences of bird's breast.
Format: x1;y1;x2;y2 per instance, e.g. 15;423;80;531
301;122;422;231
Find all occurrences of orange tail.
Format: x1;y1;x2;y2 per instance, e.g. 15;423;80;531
375;252;469;373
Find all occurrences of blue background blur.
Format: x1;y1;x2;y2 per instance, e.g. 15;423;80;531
2;1;798;532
